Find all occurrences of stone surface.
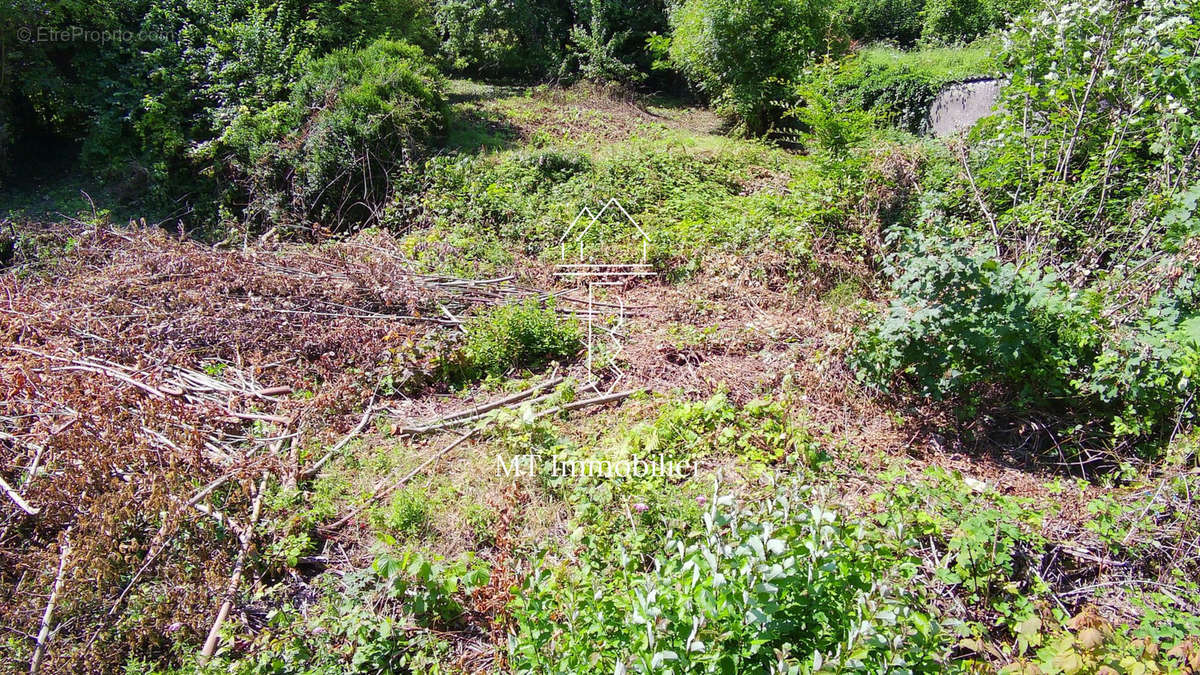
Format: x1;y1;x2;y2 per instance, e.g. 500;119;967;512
926;78;1003;137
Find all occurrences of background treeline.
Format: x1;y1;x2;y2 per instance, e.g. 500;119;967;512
0;0;1024;230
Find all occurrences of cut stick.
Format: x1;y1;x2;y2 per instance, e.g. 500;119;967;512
300;400;377;480
0;475;38;515
53;364;166;399
323;428;477;533
190;502;245;538
438;302;467;335
23;443;45;488
225;409;292;426
198;473;267;665
284;437;299;489
397;377;564;435
29;529;70;675
534;389;639;419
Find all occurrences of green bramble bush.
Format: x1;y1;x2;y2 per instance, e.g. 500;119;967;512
853;231;1200;458
464;299;581;378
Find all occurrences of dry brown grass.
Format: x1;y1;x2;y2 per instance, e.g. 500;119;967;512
0;223;550;670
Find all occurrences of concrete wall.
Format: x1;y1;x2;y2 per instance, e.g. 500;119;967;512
925;78;1004;137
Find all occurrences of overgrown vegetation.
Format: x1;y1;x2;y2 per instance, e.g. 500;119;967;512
854;0;1200;462
216;39;448;232
3;0;1200;672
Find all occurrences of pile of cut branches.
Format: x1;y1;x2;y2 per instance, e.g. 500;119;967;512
0;223;567;670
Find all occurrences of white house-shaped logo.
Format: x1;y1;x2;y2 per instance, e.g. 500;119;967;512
557;198;651;264
552;199;655;384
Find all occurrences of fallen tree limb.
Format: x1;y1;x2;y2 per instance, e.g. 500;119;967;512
53;364;167;400
300;400;377;480
198;473;268;665
396;377;564;436
29;529;71;675
225;409;292;426
400;390;558;436
534;389;639;419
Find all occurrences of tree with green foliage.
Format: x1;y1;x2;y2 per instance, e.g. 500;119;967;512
432;0;669;84
434;0;573;80
560;0;669;84
663;0;844;135
834;0;925;46
921;0;1030;44
976;0;1200;265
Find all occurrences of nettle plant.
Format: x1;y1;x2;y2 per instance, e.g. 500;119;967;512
508;483;949;673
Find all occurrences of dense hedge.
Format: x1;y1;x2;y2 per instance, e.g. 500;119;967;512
217;40;447;230
833;0;1032;46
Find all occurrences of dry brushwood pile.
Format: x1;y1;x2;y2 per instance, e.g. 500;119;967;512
0;224;567;671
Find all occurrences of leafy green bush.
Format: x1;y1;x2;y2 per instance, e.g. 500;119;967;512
464;299;581;378
372;487;432;536
665;0;844;135
831;0;1024;46
434;0;572;80
373;551;488;627
852;233;1098;403
306;0;437;54
857;0;1200;459
509;484;948;672
621;392;822;467
853;232;1200;455
219;39;447;230
3;0;437;228
921;0;1029;44
434;0;670;84
785;86;881;155
798;58;940;135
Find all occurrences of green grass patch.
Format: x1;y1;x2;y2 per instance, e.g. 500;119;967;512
858;39;999;83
